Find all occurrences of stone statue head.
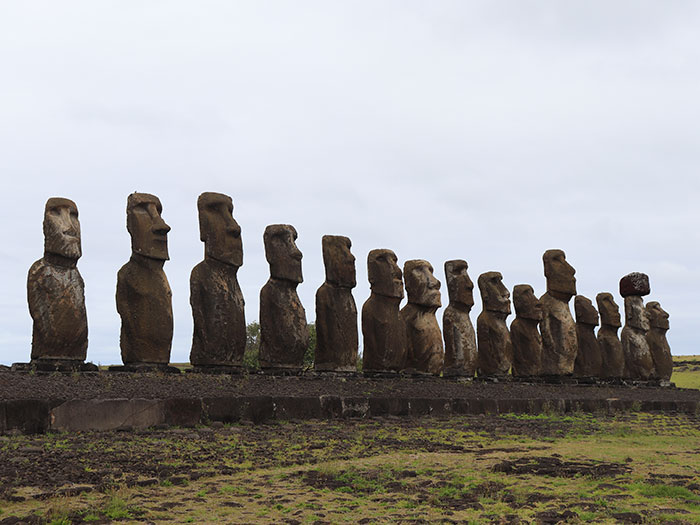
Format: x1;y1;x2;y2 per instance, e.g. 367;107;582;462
43;197;81;261
444;259;474;309
575;295;599;326
404;259;441;308
543;249;576;298
367;249;403;299
197;192;242;267
478;271;511;315
126;193;170;261
322;235;356;288
646;301;670;330
596;293;622;328
513;284;541;321
264;224;302;283
624;296;649;331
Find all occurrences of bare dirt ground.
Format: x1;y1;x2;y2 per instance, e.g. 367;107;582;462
1;412;700;524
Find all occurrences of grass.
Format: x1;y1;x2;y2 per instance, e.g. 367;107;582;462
673;355;700;389
2;413;700;523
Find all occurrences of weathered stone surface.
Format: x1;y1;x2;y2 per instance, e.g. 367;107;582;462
622;296;655;380
190;192;245;367
540;249;577;376
315;235;358;372
596;292;625;379
646;301;673;381
477;271;512;377
259;225;308;370
362;249;406;372
573;295;602;378
619;272;650;298
401;260;443;375
27;198;88;362
116;193;173;364
510;284;543;378
442;260;477;377
50;399;164;432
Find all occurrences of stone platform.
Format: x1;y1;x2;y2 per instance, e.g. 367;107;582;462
0;371;697;434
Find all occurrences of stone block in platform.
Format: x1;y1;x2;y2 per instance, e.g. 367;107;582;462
188;365;245;375
274;396;322;420
50;399;163;432
162;398;202;427
5;400;51;434
108;364;181;374
11;360;98;373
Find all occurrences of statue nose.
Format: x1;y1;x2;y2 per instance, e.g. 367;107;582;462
153;217;171;234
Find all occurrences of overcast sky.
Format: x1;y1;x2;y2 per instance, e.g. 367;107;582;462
1;1;699;365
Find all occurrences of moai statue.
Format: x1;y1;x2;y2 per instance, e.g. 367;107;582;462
362;249;406;373
190;192;245;369
573;295;603;378
646;301;673;381
26;198;89;367
442;260;477;377
510;284;543;378
620;272;655;380
116;193;173;366
259;224;308;371
315;235;358;372
401;260;443;375
476;272;513;378
596;292;625;379
540;249;577;376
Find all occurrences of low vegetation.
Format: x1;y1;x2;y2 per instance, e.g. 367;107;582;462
1;411;699;524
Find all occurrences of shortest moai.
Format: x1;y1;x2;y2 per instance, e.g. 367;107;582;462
259;224;308;371
476;271;513;378
646;301;673;381
362;249;406;373
27;198;90;368
573;295;602;378
540;249;577;376
315;235;358;372
442;260;477;377
596;292;625;379
401;259;443;375
190;192;246;369
620;272;655;380
116;193;174;367
510;284;542;378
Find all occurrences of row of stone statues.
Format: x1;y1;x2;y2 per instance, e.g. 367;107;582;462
24;193;672;381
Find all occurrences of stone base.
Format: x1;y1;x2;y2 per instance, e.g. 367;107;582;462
475;375;512;383
188;365;245;375
259;367;303;376
108;364;181;374
623;379;676;389
402;368;440;378
363;370;401;379
572;376;599;385
535;375;578;385
11;360;98;373
310;370;359;378
443;368;475;379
